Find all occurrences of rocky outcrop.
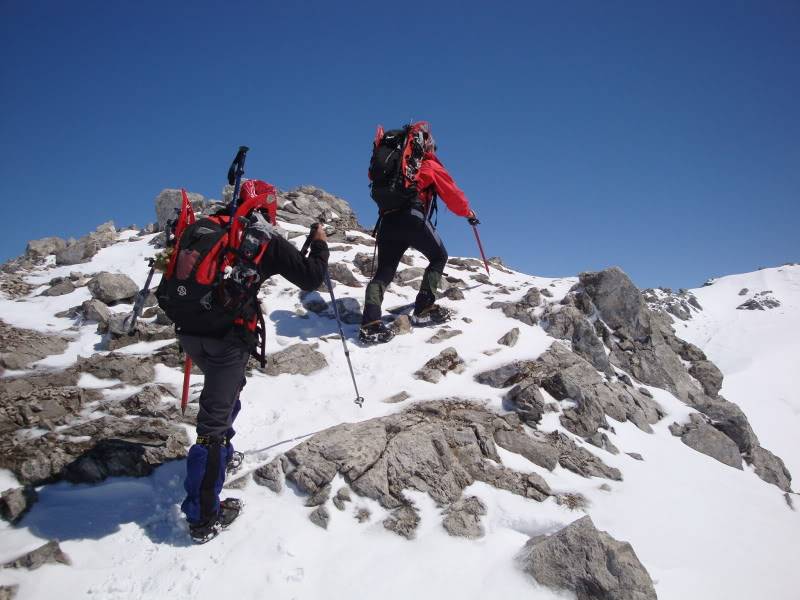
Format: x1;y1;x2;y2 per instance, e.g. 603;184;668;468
328;263;362;287
272;400;556;538
670;414;742;469
737;291;781;310
643;287;702;321
273;186;363;231
517;515;657;600
442;495;487;538
488;287;541;326
55;222;117;265
497;327;520;347
541;304;614;376
26;236;67;259
76;352;156;385
574;267;791;491
0;320;70;370
476;342;663;439
154;189;207;231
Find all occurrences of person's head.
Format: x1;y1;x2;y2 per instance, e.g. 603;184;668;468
410;121;436;154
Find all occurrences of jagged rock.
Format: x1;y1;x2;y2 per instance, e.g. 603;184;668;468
254;458;284;493
497;327;520;347
76;352;155;385
82;298;111;324
0;584;18;599
328;263;362;287
0;486;38;523
309;505;330;529
427;328;462;344
0;320;70;370
541;304;614;376
517;515;657;600
26;236;67;258
274;186;363;231
750;446;792;492
689;360;724;397
505;382;545;426
737;297;781;310
332;487;352;511
0;273;34;298
414;347;465;383
279;400;553;537
3;540;71;570
383;505;420;539
495;429;559;470
104;316;174;351
0;383;87;432
355;507;371;522
488;287;540;326
87;272;138;304
390;315;412;335
442;495;487;538
671;415;742;469
448;257;484;272
541;288;553;298
477;343;662;439
55;238;99;265
627;453;644;461
264;343;328;376
444;286;465;300
103;384;195;424
41;279;76;296
155;189;206;231
587;431;620;455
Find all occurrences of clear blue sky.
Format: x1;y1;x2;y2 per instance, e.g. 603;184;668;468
1;1;797;289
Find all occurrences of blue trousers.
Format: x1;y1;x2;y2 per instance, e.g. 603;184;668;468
178;332;249;525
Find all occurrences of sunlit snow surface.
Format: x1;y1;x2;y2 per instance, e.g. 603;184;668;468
0;229;797;600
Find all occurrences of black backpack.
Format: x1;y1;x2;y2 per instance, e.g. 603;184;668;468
369;126;420;211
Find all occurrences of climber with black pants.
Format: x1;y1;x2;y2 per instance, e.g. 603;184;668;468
360;121;475;344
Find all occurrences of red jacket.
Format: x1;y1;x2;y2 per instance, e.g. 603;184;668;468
416;153;472;217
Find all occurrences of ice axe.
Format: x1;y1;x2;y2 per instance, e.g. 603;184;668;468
302;223;365;408
468;215;491;278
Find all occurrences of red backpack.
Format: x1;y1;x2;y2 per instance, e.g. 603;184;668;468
156;180;278;363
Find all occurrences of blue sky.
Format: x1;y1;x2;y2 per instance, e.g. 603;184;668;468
1;1;797;289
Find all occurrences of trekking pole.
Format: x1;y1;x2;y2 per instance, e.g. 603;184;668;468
227;146;249;214
303;223;365;408
469;217;491;278
125;258;156;334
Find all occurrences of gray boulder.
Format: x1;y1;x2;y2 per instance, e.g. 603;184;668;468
41;279;76;297
670;414;742;469
0;486;38;523
517;515;657;600
88;272;139;304
155;189;205;231
328;263;362;287
541;304;614;376
82;298;112;324
497;327;520;347
253;458;284;493
488;287;541;326
76;352;156;385
55;238;99;265
26;236;67;258
383;505;420;539
688;360;723;397
309;505;330;529
427;328;463;344
264;343;328;376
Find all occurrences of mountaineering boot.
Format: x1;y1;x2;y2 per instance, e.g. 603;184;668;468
359;320;395;345
226;450;244;474
189;498;244;544
410;304;452;327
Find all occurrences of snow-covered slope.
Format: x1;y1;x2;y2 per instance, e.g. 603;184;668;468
675;265;800;481
0;216;797;600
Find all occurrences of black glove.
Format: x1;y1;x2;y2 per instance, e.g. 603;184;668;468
468;214;480;226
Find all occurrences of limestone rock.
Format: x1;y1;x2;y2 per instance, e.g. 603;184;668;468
427;328;463;344
383;505;420;539
517;515;657;600
541;304;614;376
55;238;99;265
26;236;67;258
0;486;38;523
155;189;206;231
264;343;328;376
254;458;284;493
414;347;465;383
76;352;155;385
688;360;724;397
309;505;330;529
328;263;362;287
87;272;139;304
443;495;487;538
3;540;71;570
497;327;520;347
0;320;69;370
82;298;111;324
41;279;76;297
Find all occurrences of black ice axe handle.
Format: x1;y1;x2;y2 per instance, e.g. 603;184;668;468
227;146;250;186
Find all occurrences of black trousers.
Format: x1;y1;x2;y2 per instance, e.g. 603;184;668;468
362;208;448;324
